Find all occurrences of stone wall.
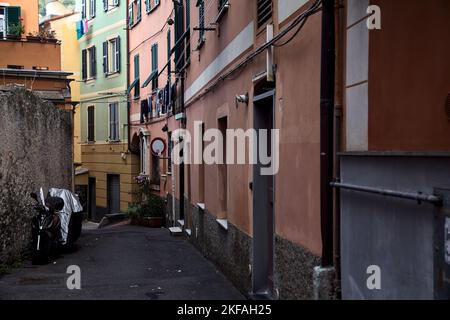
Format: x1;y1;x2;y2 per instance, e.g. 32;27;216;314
0;88;72;265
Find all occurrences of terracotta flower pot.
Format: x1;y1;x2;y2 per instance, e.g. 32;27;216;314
131;216;163;228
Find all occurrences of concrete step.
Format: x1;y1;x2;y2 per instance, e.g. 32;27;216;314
169;227;183;236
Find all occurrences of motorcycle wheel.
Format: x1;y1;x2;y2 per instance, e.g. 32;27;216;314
32;232;52;265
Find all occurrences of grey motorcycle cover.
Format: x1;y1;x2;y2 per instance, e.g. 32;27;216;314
49;188;83;244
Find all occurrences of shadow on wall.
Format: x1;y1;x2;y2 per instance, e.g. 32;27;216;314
0;87;73;266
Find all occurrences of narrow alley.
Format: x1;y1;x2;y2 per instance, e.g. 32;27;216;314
0;224;243;300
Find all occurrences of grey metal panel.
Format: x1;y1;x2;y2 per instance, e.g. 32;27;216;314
340;155;450;300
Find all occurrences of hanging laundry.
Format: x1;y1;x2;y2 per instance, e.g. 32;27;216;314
140;99;149;124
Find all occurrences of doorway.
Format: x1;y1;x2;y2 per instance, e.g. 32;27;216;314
88;177;96;221
252;89;275;298
107;174;121;214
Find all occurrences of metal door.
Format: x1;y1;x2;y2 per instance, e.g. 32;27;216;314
107;174;121;214
252;90;275;297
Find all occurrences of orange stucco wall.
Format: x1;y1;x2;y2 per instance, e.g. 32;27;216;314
0;40;61;70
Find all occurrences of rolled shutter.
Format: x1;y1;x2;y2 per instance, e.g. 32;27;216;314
103;41;108;74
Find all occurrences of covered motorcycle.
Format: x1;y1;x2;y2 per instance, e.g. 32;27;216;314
30;188;84;264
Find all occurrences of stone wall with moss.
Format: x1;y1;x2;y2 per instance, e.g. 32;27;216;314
0;88;72;265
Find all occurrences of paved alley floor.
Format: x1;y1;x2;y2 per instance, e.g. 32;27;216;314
0;224;244;300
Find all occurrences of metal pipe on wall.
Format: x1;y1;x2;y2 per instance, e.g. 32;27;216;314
319;0;336;268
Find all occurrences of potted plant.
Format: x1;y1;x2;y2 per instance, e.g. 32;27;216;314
26;32;41;42
44;29;58;43
7;22;25;40
127;177;166;228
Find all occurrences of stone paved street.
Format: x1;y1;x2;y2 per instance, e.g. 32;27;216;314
0;224;244;300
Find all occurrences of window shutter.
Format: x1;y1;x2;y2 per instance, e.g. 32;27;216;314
155;0;160;6
128;3;133;27
116;36;121;72
93;0;97;18
109;104;113;140
198;0;205;41
91;46;97;78
82;49;87;80
82;0;86;19
257;0;272;28
103;0;108;11
145;0;150;13
6;6;21;34
103;41;108;74
88;107;95;141
115;103;119;140
137;0;142;22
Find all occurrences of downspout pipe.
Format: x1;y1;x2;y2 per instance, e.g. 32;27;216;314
319;0;336;268
126;10;133;154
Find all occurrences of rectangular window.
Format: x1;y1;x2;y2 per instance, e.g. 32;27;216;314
89;0;96;19
104;37;121;74
87;106;95;142
151;43;158;90
136;0;142;22
257;0;272;29
198;0;205;43
134;54;140;98
109;102;119;141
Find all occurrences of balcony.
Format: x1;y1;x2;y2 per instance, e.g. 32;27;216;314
0;37;62;71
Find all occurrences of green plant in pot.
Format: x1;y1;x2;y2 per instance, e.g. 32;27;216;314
8;22;25;39
128;176;166;227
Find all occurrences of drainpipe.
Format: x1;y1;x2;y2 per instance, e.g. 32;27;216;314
319;0;335;268
333;0;345;295
126;8;133;154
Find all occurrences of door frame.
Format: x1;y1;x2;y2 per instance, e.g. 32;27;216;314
252;89;276;297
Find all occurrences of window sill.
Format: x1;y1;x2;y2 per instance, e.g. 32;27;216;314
106;7;118;15
108;140;121;144
197;203;205;211
106;71;120;78
185;229;192;237
216;219;228;231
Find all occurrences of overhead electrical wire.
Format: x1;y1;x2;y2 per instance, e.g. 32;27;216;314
184;0;323;106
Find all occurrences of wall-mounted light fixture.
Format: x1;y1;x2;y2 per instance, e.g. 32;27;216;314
235;93;249;108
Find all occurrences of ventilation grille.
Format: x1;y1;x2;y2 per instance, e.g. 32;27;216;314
257;0;272;29
446;93;450;120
